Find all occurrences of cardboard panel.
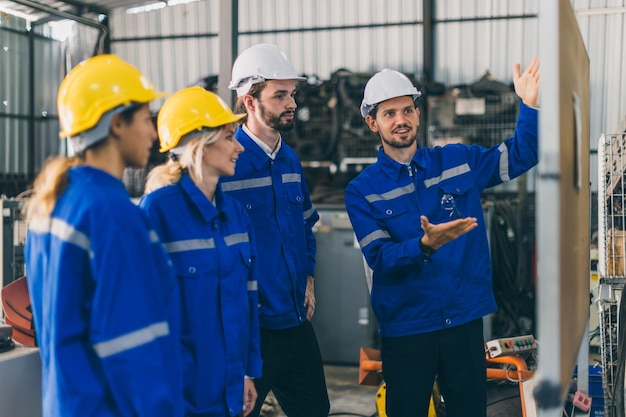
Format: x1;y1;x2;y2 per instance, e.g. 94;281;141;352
557;0;590;395
535;0;590;410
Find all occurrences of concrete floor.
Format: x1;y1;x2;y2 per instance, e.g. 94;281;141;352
266;364;526;417
324;365;378;417
265;365;378;417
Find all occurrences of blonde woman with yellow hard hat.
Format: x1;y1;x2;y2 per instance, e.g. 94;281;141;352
23;54;184;417
139;87;262;417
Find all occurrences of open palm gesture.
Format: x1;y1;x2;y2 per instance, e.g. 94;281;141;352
513;56;540;108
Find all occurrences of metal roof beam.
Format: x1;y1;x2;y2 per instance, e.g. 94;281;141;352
48;0;109;15
8;0;108;34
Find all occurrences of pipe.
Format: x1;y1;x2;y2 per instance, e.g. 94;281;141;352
9;0;108;39
486;353;530;370
486;354;534;417
486;367;534;381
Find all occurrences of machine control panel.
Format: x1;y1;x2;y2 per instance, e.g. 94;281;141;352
485;334;537;358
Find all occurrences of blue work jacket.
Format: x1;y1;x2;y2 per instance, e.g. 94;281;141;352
24;166;183;417
345;102;538;338
219;127;319;330
139;173;262;417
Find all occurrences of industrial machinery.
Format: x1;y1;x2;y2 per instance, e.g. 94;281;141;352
1;276;36;347
1;197;27;291
0;196;37;347
486;334;537;358
311;208;378;364
0;197;41;417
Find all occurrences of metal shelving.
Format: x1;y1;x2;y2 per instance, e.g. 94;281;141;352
598;133;626;417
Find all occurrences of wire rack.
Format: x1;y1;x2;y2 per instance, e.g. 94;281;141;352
598;133;626;417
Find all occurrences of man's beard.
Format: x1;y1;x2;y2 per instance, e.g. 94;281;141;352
259;101;295;132
380;125;416;149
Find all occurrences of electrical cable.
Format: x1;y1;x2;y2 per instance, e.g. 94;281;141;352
504;367;533;383
489;198;535;338
611;290;626;417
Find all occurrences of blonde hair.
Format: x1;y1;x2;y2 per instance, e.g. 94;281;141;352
23;156;83;222
145;127;224;194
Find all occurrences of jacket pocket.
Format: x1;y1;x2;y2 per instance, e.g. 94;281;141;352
169;251;218;334
237;245;253;271
371;203;410;240
436;181;473;221
286;184;304;206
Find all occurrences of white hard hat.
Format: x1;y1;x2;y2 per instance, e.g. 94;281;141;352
229;43;306;97
360;68;421;118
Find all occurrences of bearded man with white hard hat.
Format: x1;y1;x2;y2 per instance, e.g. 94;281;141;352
219;44;330;417
345;59;540;417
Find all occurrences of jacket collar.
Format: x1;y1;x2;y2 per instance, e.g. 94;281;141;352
235;126;283;170
180;172;230;223
376;145;426;180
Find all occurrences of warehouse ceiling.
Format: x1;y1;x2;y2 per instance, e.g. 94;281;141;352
0;0;157;22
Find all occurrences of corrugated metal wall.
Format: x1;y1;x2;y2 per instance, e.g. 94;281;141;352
573;0;626;189
1;0;625;194
433;0;538;85
108;0;625;192
111;0;221;109
110;0;425;102
575;0;626;138
109;0;626;140
236;0;424;77
106;0;424;113
0;15;63;193
1;16;30;178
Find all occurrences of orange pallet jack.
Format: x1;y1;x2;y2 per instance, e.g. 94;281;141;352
359;347;535;417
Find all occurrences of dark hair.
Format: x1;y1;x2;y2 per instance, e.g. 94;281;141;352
74;103;148;156
24;102;152;221
368;105;380;119
119;103;147;124
234;83;266;124
368;100;418;120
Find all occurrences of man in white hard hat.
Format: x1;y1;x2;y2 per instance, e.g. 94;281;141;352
220;43;330;417
345;59;540;417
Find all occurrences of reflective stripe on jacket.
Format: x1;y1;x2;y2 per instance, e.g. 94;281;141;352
25;166;183;417
219;127;319;329
139;173;262;416
345;102;538;338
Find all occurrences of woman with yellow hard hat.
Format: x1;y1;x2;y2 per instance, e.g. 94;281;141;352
139;87;262;417
23;55;184;417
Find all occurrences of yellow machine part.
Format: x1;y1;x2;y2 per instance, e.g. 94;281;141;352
375;383;438;417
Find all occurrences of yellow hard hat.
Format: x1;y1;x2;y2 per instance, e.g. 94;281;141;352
57;54;166;138
157;87;245;153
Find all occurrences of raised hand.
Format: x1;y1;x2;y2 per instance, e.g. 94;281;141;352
513;56;540;108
